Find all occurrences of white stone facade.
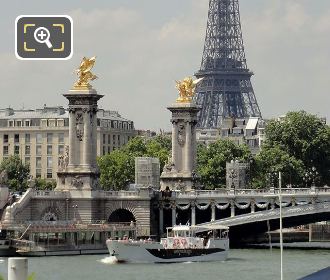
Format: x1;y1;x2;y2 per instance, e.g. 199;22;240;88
0;106;135;180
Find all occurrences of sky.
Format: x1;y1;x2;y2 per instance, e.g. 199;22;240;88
1;0;330;131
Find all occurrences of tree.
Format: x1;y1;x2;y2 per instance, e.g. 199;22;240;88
98;135;171;190
98;150;134;190
197;139;251;189
0;155;30;191
145;135;171;171
262;111;330;185
254;145;305;188
34;179;57;190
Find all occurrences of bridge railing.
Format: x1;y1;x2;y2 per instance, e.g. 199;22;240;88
171;187;330;198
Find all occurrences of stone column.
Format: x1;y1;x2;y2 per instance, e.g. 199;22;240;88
159;205;164;236
185;121;192;172
172;121;178;165
191;204;196;226
230;200;235;217
211;204;216;221
68;110;75;166
83;109;91;168
171;204;176;226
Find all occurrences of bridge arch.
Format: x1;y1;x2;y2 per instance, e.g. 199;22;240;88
108;208;136;223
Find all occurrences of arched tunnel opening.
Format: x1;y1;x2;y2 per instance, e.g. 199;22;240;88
108;208;136;223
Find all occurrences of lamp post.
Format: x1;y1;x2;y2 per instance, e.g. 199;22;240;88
72;204;78;222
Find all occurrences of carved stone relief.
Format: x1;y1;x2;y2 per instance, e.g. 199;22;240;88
71;176;83;188
177;123;186;146
76;112;84;141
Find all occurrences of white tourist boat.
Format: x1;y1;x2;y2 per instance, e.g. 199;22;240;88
106;224;229;263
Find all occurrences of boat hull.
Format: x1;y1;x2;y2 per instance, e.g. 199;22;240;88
106;240;229;263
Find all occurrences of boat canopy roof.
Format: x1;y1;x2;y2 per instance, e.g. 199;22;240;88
168;224;229;231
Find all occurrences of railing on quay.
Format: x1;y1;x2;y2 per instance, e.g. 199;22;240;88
4;220;136;233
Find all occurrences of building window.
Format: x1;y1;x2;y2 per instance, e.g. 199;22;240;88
108;135;111;145
25;145;30;155
36;169;41;178
25;157;30;166
58;133;64;143
14;145;19;154
48;120;56;127
36;133;42;144
24;120;30;127
103;134;106;145
47;145;52;155
36;157;42;169
8;120;14;127
41;119;48;127
25;134;30;143
117;135;120;144
57;119;64;127
14;134;19;143
47;133;53;143
16;121;22;127
113;135;116;145
3;146;8;155
58;145;64;155
3;134;8;143
108;147;111;154
47;157;53;169
36;145;42;155
102;146;106;155
47;170;53;179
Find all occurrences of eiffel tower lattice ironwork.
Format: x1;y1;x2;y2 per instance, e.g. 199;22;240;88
195;0;262;129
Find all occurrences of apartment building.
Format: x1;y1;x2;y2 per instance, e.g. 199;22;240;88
0;106;135;179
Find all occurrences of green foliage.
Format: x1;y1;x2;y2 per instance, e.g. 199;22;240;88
254;145;305;187
0;155;30;191
27;272;36;280
261;111;330;185
98;149;135;190
34;179;56;190
98;135;171;190
197;139;251;189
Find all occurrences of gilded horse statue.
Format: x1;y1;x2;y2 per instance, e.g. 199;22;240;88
74;56;98;89
175;77;203;103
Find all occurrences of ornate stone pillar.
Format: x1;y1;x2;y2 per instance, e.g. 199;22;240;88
83;109;91;168
171;203;176;226
68;109;75;166
185;121;192;172
230;200;235;217
160;103;201;191
171;121;178;166
211;203;216;221
191;203;196;226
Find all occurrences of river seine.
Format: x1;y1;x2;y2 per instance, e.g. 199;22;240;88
0;249;329;280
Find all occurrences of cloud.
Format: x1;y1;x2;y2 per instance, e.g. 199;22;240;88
0;0;329;130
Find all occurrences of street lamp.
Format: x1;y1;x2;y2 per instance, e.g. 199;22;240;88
72;204;78;222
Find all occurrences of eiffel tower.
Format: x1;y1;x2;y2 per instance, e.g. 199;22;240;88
195;0;262;129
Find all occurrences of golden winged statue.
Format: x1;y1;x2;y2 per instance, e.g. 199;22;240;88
175;77;203;103
73;56;98;90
